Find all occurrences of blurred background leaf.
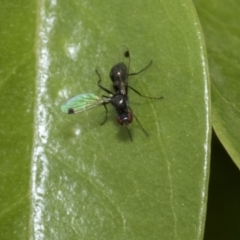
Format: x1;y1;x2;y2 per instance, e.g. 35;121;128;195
204;131;240;240
194;0;240;169
0;0;210;239
193;0;240;239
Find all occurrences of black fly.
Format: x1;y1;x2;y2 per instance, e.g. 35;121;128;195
95;45;163;141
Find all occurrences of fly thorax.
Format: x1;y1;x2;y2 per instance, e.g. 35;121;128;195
111;94;128;113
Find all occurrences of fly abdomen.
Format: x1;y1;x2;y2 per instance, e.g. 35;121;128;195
109;63;128;94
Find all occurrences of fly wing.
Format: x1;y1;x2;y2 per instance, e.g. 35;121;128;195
61;93;105;114
117;45;130;75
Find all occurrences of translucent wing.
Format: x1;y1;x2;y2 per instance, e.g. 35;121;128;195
61;93;105;114
116;45;130;75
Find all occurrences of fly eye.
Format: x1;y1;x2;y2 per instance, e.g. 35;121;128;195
116;116;123;125
127;112;133;123
117;112;133;125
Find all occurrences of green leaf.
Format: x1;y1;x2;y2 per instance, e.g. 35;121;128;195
194;0;240;169
0;0;210;239
0;0;36;239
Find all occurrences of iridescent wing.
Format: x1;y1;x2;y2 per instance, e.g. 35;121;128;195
61;93;105;114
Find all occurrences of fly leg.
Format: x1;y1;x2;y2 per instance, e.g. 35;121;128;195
129;107;149;136
95;69;113;94
128;60;152;76
128;85;163;99
100;103;109;125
